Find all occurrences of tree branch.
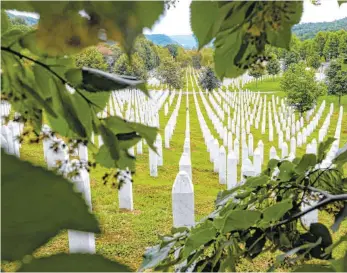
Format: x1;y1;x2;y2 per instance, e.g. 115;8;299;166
273;193;347;228
1;46;103;111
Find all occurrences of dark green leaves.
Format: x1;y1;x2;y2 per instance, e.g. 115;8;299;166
182;221;217;258
51;79;88;138
278;161;296;181
1;10;9;34
333;149;347;167
261;199;293;227
215;210;261;233
1;151;100;261
17;253;131;272
191;1;303;78
318;137;336;162
80;68;145;94
190;1;223;50
104;116;158;153
310;223;333;249
295;154;317;174
244;174;269;188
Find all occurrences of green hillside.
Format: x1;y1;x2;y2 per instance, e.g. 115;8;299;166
292;17;347;40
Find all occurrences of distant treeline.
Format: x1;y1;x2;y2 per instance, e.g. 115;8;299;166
292;17;347;40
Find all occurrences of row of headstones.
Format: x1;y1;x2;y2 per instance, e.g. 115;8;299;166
164;90;177;116
176;71;332;229
109;90;162;127
165;90;183;149
195;75;341;169
173;103;195;228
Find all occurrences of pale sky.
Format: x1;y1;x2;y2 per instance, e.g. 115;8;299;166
8;0;347;36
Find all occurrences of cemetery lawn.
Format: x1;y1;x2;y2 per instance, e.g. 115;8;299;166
5;71;347;272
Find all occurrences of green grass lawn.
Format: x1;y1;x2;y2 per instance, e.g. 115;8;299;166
5;70;347;272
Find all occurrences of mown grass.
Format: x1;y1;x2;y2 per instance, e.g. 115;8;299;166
5;71;347;272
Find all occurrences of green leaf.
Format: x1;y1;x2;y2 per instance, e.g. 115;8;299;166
310;223;333;248
190;1;223;49
266;23;292;50
116;150;136;171
17;253;131;272
140;242;175;271
317;137;336;162
65;68;83;86
71;92;93;138
1;151;100;261
1;29;26;47
278;161;296;181
331;203;347;232
1;10;9;34
210;1;303;78
20;30;49;57
183;221;217;258
267;158;279;171
79;89;110;111
18;79;57;118
33;64;55;99
244;175;269;188
51;79;87;138
261;199;293;226
292;264;335;272
104;116;158;153
279;233;292;248
215;210;261;233
95;145;115;169
81;67;145;93
333;149;347;167
99;124;120;162
295;154;317;174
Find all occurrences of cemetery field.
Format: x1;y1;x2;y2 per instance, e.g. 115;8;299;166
5;69;347;272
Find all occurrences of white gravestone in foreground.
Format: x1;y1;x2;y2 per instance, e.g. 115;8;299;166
172;171;195;228
67;159;96;254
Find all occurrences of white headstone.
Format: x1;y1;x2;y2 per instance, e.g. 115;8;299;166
227;151;237;189
179;152;192;181
219;146;226;184
172;171;195;228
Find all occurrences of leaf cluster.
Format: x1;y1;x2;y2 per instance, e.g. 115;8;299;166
141;138;347;272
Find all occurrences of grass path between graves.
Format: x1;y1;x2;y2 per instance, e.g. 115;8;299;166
4;72;347;272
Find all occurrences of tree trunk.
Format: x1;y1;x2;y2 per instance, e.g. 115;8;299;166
339;94;341;106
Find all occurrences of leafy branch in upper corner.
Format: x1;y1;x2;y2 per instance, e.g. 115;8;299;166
190;1;304;79
140;138;347;272
1;18;158;172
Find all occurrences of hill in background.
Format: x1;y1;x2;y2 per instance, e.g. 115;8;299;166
144;34;179;46
292;17;347;40
6;11;38;25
